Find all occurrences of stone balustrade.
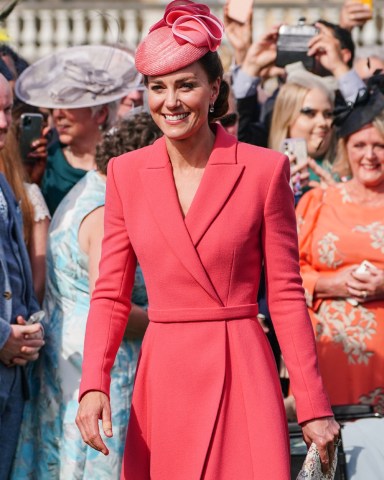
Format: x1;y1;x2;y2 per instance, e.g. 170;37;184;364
3;1;383;63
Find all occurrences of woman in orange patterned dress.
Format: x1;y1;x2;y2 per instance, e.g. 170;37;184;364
296;78;384;414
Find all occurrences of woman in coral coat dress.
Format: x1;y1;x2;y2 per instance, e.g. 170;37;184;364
76;2;339;479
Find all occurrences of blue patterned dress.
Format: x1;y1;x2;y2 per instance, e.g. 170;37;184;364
11;170;147;479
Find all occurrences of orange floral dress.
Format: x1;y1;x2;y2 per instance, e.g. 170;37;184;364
296;184;384;414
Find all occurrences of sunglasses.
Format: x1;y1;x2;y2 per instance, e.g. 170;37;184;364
219;112;239;128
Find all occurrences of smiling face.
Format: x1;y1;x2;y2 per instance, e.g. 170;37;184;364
146;61;220;142
346;124;384;189
289;87;334;158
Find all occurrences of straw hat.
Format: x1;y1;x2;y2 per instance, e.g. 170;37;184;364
15;45;142;109
135;1;223;76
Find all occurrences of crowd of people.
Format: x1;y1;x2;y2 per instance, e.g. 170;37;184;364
0;0;383;479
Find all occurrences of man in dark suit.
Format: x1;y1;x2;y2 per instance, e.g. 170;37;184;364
0;73;44;479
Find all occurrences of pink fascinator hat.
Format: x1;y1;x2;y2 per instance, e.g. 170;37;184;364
135;1;224;76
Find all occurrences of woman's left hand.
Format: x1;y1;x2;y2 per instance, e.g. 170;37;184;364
301;416;340;474
348;267;384;303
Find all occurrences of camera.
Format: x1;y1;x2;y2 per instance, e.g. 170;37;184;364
276;18;319;70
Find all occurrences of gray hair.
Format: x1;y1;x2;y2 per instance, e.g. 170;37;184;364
91;99;120;131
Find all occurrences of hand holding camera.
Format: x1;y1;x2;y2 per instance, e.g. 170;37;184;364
241;25;281;78
307;22;350;78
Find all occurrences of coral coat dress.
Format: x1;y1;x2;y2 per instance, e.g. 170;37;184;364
79;126;332;480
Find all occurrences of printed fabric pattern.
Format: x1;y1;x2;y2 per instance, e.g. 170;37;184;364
297;184;384;414
11;170;147;479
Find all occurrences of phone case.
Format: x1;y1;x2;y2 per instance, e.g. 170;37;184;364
19;113;43;164
281;138;308;166
227;0;253;24
355;260;377;274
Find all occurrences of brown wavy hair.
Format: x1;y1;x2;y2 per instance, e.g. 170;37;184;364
95;112;163;175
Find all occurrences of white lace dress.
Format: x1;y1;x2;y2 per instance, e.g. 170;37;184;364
24;183;51;222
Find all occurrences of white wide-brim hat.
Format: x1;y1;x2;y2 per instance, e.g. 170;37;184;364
15;45;142;109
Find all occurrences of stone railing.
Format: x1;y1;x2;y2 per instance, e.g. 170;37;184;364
4;1;383;63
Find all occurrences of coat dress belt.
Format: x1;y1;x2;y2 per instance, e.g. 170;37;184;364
148;304;259;323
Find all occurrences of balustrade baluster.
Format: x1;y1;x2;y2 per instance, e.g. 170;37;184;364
38;10;54;58
4;8;20;54
88;10;104;45
104;9;121;45
0;3;382;65
56;9;70;51
72;9;87;46
20;9;37;61
121;9;138;50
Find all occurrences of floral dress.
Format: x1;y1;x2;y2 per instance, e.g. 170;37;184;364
11;170;147;479
296;184;384;414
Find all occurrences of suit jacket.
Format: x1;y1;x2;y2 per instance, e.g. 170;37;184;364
0;174;39;407
80;125;332;479
0;173;39;347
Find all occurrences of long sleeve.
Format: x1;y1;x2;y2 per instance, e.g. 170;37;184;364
261;157;332;424
295;188;326;310
0;318;11;350
79;158;137;399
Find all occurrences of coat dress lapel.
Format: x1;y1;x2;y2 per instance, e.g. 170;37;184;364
185;127;244;246
139;126;243;307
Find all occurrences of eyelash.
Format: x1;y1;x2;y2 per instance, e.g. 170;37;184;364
149;83;195;92
300;109;333;119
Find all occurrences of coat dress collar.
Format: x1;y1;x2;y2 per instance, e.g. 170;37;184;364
139;125;244;306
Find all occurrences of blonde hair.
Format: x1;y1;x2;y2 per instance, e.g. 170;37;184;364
268;81;336;161
333;112;384;179
268;82;309;152
0;125;34;246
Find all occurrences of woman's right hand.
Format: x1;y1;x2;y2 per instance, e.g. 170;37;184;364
348;266;384;303
314;265;360;300
307;158;335;188
76;391;113;455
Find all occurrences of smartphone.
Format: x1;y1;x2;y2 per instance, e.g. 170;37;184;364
26;310;45;325
19;113;43;165
355;260;378;274
281;138;308;167
227;0;253;24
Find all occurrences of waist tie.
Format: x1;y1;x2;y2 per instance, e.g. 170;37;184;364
148;304;258;323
